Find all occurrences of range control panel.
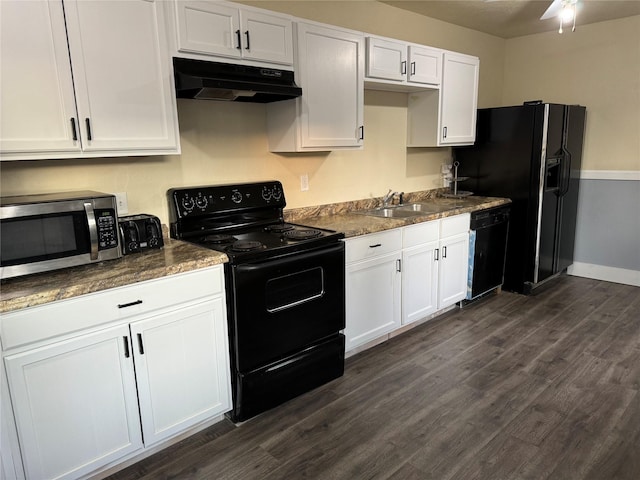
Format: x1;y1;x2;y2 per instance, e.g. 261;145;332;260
168;181;285;219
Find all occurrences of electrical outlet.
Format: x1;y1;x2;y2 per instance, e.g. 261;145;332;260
115;192;128;215
300;174;309;192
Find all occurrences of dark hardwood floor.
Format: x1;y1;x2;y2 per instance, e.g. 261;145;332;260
107;275;640;480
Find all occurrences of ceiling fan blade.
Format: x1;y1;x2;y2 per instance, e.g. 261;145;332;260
540;0;564;20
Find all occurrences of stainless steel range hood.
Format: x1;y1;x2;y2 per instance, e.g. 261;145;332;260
173;57;302;103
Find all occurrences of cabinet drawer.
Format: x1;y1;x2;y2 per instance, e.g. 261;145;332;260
440;213;470;238
403;220;439;248
345;229;402;264
1;266;224;350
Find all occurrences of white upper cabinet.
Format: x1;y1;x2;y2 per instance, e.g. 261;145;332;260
366;36;406;82
407;51;479;147
65;0;179;154
365;35;442;91
439;51;479;145
0;0;180;161
0;1;80;157
267;22;364;152
408;45;442;85
172;0;294;66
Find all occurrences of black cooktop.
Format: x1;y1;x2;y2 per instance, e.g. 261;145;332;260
193;222;343;262
168;182;344;263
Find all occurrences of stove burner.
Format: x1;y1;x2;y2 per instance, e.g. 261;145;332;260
264;224;295;234
203;234;237;244
283;229;323;241
230;240;266;252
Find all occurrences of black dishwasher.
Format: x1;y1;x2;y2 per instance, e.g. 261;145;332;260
467;205;510;300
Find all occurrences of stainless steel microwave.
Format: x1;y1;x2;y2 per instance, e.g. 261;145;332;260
0;191;121;279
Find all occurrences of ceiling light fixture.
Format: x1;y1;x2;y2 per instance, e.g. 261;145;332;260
541;0;579;34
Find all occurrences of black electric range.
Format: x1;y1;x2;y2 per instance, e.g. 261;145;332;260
168;181;346;422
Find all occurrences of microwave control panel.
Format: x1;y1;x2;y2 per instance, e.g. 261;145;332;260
96;209;118;249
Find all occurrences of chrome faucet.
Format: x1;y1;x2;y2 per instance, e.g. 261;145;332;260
382;189;398;207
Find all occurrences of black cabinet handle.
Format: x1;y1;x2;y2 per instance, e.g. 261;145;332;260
443;246;447;258
235;30;241;49
434;248;439;261
245;30;250;50
118;299;143;309
369;243;382;248
443;126;447;139
396;259;402;272
70;118;78;141
401;60;407;75
359;125;364;140
137;333;145;355
85;118;92;141
411;61;416;75
123;336;130;358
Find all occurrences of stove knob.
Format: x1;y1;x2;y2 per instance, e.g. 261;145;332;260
195;196;208;209
231;191;243;204
272;186;283;201
181;196;195;213
262;186;273;201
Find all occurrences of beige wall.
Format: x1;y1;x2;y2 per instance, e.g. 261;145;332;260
0;1;504;226
502;15;640;171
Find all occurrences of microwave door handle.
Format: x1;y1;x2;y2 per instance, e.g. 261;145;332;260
84;202;99;260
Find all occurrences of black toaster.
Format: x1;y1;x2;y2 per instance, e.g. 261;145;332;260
118;214;164;255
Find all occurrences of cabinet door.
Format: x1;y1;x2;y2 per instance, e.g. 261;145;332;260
0;0;80;159
402;241;439;325
438;233;470;309
366;37;406;82
345;252;401;351
131;299;231;446
175;1;241;58
439;52;479;145
240;10;293;65
408;45;442;85
64;0;179;152
297;23;364;148
4;325;142;480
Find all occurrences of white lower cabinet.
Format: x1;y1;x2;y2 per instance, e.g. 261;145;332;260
132;297;231;447
1;266;231;480
401;215;469;325
344;230;402;351
437;214;471;309
4;325;143;480
401;221;439;325
345;214;470;352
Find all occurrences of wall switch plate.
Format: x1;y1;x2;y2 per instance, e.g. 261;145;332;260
115;192;129;215
300;174;309;191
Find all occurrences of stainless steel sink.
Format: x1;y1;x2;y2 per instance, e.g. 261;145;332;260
396;202;451;214
355;206;423;218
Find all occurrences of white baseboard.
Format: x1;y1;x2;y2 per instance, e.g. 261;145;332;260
579;170;640;181
567;262;640;287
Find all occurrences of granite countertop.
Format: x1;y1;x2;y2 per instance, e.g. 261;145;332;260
285;193;511;238
0;190;510;315
0;235;227;314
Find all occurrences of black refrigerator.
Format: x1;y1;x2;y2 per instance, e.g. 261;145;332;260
453;103;586;294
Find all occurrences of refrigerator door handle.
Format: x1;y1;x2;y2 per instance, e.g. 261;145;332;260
559;150;572;196
558;106;572;197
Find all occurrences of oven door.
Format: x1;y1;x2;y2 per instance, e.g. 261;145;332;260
229;242;345;373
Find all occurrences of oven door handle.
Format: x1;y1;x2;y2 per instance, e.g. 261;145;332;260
267;292;325;313
84;201;99;260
